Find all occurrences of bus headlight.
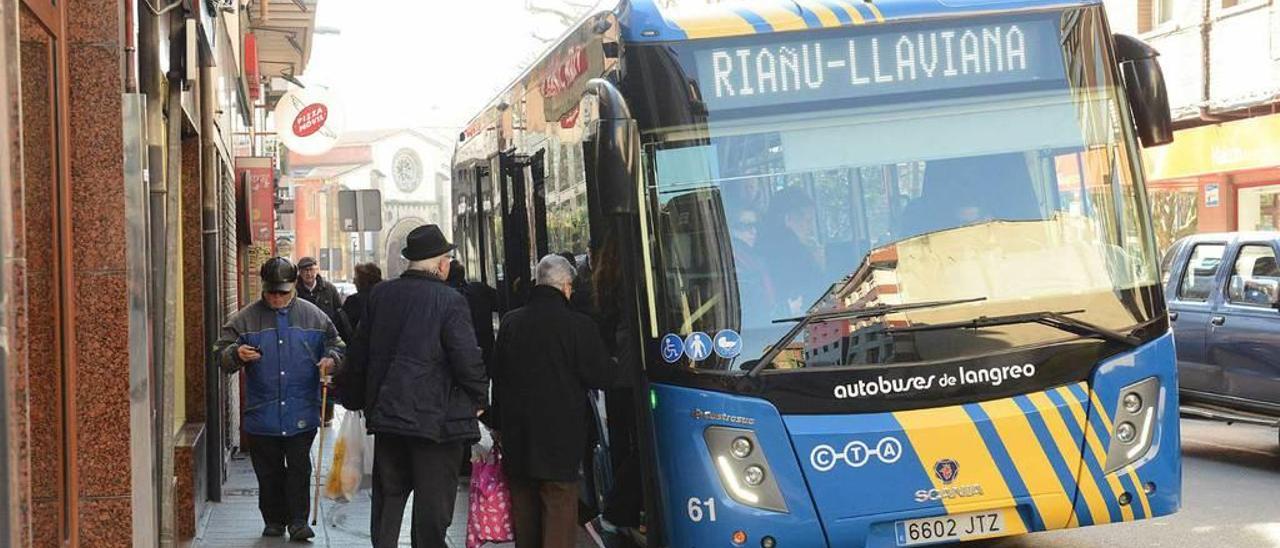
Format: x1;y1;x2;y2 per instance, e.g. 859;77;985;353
1122;392;1143;414
704;426;788;513
1115;421;1137;443
743;465;765;486
1104;377;1160;474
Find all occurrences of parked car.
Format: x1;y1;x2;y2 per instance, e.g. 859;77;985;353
1163;232;1280;439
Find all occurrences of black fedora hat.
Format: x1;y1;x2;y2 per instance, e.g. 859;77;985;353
402;224;455;261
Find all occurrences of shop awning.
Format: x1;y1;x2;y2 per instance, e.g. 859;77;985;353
1143;112;1280;182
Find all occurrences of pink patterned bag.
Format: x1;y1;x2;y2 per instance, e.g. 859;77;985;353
466;440;515;548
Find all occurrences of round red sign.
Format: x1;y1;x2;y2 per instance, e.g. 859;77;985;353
292;103;329;138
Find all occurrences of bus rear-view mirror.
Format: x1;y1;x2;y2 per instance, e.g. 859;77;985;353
1113;34;1173;148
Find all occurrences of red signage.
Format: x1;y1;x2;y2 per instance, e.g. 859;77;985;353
559;107;580;129
244;33;261;101
541;44;589;99
292;103;329;138
236;157;276;252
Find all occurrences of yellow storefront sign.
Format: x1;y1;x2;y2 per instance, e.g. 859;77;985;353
1143;112;1280;181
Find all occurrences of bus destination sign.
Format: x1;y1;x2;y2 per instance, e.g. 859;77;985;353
693;16;1064;111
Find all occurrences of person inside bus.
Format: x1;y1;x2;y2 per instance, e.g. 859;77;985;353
729;207;777;326
760;186;826;316
897;153;1038;238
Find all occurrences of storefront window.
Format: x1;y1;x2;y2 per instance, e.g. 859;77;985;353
1238;186;1280;231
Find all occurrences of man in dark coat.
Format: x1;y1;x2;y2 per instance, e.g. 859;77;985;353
295;256;346;332
341;225;489;548
445;259;498;365
297;256;352;424
490;254;615;548
340;262;382;332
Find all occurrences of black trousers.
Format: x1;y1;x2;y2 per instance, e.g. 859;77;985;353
371;433;463;548
245;430;317;527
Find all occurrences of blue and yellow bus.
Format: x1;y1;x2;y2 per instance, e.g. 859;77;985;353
452;0;1180;545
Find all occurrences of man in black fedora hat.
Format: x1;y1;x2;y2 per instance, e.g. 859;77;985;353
340;223;488;548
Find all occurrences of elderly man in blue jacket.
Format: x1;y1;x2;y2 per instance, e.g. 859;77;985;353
214;257;344;541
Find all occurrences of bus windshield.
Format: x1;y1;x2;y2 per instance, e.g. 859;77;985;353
644;7;1163;372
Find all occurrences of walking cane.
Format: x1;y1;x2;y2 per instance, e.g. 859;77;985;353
312;369;331;526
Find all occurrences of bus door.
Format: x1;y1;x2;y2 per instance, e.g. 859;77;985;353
529;149;550;260
500;150;532;309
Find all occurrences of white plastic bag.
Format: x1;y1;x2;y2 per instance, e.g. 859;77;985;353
325;411;365;501
362;431;375;476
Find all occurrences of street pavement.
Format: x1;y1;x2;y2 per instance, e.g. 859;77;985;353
196;412;1279;547
193;407;601;548
976;418;1280;548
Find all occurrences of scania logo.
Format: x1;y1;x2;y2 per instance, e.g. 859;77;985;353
914;484;984;502
934;458;959;484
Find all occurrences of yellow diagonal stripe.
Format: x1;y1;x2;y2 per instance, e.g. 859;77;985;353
667;10;755;39
794;0;843;28
1124;465;1153;518
827;0;866;24
1056;387;1134;522
979;398;1077;530
861;0;886;22
893;406;1028;535
744;4;809;32
1026;392;1110;525
1089;390;1152;517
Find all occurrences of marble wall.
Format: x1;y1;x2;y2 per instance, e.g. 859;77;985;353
65;0;134;545
18;7;62;546
182;136;206;425
4;1;30;545
14;0;135;545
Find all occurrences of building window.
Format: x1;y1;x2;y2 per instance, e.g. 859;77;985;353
392;148;423;193
1156;0;1174;25
1139;0;1175;33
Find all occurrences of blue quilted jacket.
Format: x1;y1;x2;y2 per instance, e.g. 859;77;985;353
214;298;344;437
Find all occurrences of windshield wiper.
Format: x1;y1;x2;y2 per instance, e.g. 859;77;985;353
889;310;1143;347
745;297;987;376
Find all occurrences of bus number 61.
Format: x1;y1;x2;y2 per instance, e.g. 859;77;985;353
687;497;717;522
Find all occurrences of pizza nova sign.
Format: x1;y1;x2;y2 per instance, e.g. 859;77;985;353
274;86;346;156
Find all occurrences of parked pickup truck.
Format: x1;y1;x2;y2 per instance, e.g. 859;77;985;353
1163;232;1280;439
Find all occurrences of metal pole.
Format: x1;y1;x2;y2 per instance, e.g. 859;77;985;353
200;61;224;504
0;0;20;541
354;190;366;265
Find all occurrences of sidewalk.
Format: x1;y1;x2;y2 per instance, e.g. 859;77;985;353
193;409;601;548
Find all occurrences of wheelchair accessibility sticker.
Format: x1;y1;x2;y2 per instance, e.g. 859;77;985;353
661;334;684;363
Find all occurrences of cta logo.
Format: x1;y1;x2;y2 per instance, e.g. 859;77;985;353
809;437;903;472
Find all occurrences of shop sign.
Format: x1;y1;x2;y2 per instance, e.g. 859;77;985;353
1205;184;1220;208
274;86;345;156
237;156;276;251
539;29;604;123
1143;112;1280;181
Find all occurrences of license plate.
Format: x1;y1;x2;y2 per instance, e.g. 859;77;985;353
895;510;1006;546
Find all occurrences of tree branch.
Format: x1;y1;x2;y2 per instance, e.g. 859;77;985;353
526;4;579;27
